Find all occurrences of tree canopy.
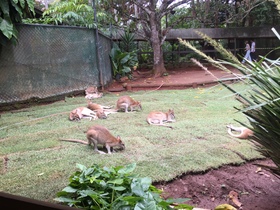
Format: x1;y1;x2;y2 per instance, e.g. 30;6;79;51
7;0;280;77
0;0;34;45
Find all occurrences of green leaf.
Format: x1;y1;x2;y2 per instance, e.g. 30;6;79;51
84;167;94;176
134;200;157;210
19;0;25;8
131;177;152;196
122;196;143;202
62;186;77;193
53;197;77;203
173;203;193;210
108;178;124;185
118;163;136;174
10;0;23;20
0;1;10;15
0;19;14;39
110;186;126;191
76;163;87;171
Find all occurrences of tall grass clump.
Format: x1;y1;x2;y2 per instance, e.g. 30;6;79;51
179;32;280;177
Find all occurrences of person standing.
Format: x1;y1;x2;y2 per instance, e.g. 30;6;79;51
250;39;256;61
242;41;252;63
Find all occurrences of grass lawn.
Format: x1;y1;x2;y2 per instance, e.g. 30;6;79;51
0;83;263;203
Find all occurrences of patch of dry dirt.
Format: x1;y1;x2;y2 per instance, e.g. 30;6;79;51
106;66;241;92
107;67;280;210
155;159;280;210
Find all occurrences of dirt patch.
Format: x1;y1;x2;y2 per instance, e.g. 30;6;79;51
155;159;280;210
107;67;280;210
106;66;241;92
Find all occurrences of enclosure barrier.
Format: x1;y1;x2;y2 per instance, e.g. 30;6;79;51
0;24;112;107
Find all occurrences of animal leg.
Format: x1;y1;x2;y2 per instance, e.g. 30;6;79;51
148;119;173;129
125;104;129;113
105;144;112;154
92;140;106;154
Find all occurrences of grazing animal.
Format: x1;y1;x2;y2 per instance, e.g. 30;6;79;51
116;95;142;113
227;124;254;139
146;109;175;128
85;86;103;99
87;125;125;154
87;102;117;119
60;125;125;154
69;107;97;121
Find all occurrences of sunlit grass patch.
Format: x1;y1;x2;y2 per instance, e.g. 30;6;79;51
0;83;262;202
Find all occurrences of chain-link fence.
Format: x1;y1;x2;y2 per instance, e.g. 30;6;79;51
0;24;112;105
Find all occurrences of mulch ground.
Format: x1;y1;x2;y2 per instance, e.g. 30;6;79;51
106;66;280;210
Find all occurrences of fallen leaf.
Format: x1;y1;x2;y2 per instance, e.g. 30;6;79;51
228;190;242;208
255;167;262;173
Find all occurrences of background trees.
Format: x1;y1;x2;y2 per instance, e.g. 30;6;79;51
101;0;279;76
103;0;191;77
16;0;280;77
0;0;34;45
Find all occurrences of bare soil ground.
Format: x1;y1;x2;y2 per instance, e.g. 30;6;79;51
106;67;280;210
156;159;280;210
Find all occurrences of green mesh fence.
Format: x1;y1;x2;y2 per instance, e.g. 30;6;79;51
0;24;112;104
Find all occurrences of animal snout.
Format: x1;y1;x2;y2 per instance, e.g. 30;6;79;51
120;143;125;150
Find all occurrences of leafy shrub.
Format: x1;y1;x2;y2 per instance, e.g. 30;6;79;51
55;163;192;209
110;43;138;78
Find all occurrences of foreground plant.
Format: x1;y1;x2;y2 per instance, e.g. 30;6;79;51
0;0;34;45
179;32;280;177
54;163;192;209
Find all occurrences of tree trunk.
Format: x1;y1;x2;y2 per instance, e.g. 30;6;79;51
152;42;166;77
150;10;167;77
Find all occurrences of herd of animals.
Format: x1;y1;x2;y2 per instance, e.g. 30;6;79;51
61;86;254;155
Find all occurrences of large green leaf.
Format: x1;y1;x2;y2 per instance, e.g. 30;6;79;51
0;18;14;39
118;163;136;174
0;0;10;15
62;186;77;193
107;178;124;185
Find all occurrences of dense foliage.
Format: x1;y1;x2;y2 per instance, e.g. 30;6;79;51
23;0;95;28
55;163;192;209
110;43;138;79
110;31;138;79
0;0;34;45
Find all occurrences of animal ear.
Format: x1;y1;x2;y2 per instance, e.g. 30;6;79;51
117;135;121;140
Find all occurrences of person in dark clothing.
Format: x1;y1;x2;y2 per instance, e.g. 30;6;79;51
250;39;257;61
